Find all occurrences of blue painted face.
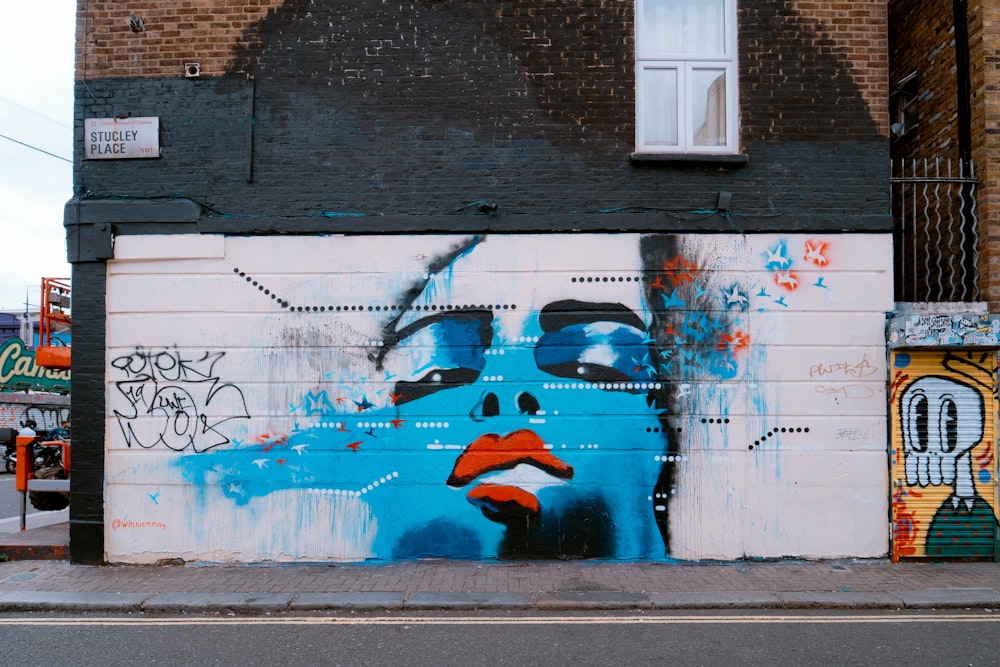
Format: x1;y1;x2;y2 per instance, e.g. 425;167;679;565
180;237;672;560
371;300;668;559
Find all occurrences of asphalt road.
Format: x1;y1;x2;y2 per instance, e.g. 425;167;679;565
0;610;995;666
0;476;23;519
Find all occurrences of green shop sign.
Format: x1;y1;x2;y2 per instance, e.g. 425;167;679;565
0;339;71;392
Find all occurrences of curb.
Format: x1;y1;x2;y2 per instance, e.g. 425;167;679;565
0;544;68;561
0;589;996;614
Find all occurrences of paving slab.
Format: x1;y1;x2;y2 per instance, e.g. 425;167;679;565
289;592;405;611
0;549;997;614
142;592;295;614
0;520;69;561
405;591;534;610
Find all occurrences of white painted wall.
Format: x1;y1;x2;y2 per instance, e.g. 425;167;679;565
104;233;893;563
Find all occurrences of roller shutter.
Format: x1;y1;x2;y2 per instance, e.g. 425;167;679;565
890;349;999;561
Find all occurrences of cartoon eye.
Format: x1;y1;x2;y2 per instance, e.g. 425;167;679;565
904;392;929;452
938;397;958;453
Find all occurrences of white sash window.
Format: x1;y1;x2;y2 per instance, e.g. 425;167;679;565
636;0;738;154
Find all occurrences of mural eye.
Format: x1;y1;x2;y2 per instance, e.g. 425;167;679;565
392;367;483;406
939;398;958;453
534;321;651;390
541;361;635;385
380;312;493;406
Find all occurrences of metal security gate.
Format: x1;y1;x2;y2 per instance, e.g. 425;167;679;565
890;349;999;561
891;159;979;303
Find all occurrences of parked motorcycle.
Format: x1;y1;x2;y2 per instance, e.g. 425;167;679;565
28;440;69;512
0;427;69;510
0;428;16;475
3;446;14;475
0;430;62;475
32;441;63;469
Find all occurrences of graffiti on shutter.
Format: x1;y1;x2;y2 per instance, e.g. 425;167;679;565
890;349;999;561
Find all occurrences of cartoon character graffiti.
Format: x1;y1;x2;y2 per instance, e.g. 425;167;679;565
898;370;998;558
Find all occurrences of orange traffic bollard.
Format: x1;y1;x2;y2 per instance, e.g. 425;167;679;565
14;436;34;493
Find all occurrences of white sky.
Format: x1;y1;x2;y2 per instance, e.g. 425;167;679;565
0;1;75;313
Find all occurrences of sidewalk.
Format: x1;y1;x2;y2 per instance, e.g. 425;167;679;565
0;510;69;561
0;521;997;614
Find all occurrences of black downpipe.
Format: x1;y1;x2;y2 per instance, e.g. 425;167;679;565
954;0;978;300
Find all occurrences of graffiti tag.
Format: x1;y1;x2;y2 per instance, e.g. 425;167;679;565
834;426;877;441
815;384;876;400
111;519;167;531
0;403;70;430
809;355;879;380
112;348;249;452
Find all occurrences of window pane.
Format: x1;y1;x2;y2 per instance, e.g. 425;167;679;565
640;0;725;56
642;68;678;147
691;69;726;147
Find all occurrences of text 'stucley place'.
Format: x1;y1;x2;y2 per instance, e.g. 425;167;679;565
84;117;160;160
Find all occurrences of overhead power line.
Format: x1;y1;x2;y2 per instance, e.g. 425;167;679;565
0;133;71;163
0;95;72;130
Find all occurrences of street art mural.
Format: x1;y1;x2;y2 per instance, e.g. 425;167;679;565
0;397;70;432
105;233;892;562
891;350;999;560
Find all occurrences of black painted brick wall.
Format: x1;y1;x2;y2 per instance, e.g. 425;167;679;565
67;261;106;565
73;0;888;232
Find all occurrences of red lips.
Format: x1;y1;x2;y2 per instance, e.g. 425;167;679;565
446;429;574;521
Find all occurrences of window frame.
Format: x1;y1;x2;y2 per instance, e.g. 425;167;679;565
634;0;739;155
890;71;918;140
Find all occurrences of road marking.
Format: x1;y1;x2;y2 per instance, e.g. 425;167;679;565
0;614;995;627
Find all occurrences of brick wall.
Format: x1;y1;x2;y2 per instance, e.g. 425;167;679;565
67;260;106;564
978;0;1000;307
889;0;1000;308
73;84;887;232
748;1;888;137
75;0;284;80
78;1;888;138
74;0;889;230
888;1;961;163
69;0;892;564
